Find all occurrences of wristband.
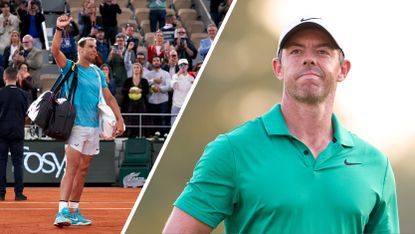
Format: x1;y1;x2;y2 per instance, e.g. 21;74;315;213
56;26;63;32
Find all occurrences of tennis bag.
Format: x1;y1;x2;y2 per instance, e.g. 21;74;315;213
28;62;78;140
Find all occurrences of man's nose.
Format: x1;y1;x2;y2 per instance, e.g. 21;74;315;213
302;51;316;66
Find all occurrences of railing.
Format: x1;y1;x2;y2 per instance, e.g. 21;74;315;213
24;113;178;140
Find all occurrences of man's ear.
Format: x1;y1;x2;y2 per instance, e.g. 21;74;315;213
272;57;284;81
337;59;351;82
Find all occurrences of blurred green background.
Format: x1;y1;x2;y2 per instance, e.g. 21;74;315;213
125;0;415;233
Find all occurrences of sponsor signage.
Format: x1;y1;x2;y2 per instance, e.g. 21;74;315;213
6;140;116;183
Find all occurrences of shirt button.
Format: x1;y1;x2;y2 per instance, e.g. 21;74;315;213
303;150;309;155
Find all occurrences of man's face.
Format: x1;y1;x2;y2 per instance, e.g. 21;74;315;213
79;39;98;63
22;36;33;50
116;37;125;48
96;30;105;40
177;28;187;38
152;57;161;68
273;27;350;105
136;55;145;65
126;26;134;36
169;51;178;63
208;26;217;39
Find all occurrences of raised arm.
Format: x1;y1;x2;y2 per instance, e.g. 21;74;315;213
163;207;213;234
51;15;71;68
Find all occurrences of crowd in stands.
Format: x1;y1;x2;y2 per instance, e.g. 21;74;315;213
0;0;225;138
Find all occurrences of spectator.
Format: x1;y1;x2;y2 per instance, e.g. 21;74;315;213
161;49;178;77
190;61;202;78
173;27;197;68
0;66;29;201
95;26;110;63
15;62;32;104
0;2;19;54
170;58;193;125
148;0;166;32
78;0;96;38
160;12;176;44
135;52;150;79
53;18;79;62
125;23;140;52
100;64;116;96
147;30;167;64
147;56;171;135
2;30;22;69
209;0;222;27
99;0;121;45
198;24;217;61
121;62;150;137
12;34;42;101
18;0;45;49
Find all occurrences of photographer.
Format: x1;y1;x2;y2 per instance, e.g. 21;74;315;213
12;35;42;101
18;0;46;49
173;27;197;68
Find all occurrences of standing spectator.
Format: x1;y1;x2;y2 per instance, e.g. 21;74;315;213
148;0;166;32
147;30;166;64
209;0;222;27
53;19;79;62
15;62;32;104
100;64;116;96
99;0;121;45
147;56;171;135
0;2;19;54
170;58;193;125
173;27;197;68
198;24;217;61
95;26;109;63
78;0;96;38
160;12;176;44
161;49;178;77
0;66;28;201
135;52;150;79
18;0;45;49
12;34;42;101
2;30;22;69
121;62;150;137
125;24;140;52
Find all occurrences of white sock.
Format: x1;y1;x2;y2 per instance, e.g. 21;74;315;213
69;201;79;210
59;201;68;212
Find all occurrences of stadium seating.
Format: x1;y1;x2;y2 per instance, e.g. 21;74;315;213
140;20;151;34
184;20;205;34
173;0;192;11
135;8;150;24
40;74;58;93
177;8;197;22
191;32;208;49
134;0;147;8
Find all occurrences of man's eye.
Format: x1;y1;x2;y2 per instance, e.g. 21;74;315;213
318;50;329;55
290;49;301;55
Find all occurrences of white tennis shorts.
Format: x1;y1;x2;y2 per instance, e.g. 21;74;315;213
67;125;100;155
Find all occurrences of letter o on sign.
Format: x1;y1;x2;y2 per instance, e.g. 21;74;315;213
24;152;43;174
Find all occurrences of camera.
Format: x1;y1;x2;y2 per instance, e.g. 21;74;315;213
180;38;186;47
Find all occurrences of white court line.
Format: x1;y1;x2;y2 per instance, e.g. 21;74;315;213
0;208;131;210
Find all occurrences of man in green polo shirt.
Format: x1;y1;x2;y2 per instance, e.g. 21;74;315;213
163;17;399;233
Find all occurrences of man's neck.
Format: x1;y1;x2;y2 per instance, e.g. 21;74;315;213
281;95;335;158
77;58;91;68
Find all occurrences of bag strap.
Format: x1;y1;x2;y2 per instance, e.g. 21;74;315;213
50;61;77;93
67;65;78;104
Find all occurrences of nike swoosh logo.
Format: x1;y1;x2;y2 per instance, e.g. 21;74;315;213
344;159;362;166
300;17;321;22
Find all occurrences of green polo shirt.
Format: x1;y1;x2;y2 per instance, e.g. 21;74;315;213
174;104;399;233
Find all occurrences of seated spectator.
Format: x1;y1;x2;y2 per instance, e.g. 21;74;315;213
95;26;110;63
173;27;197;68
53;18;79;62
146;56;171;135
170;58;194;125
18;0;45;49
198;24;217;61
147;30;167;64
121;62;150;137
0;2;19;54
16;62;32;104
99;0;121;45
160;13;177;44
100;64;116;96
2;30;22;69
148;0;166;32
12;34;42;101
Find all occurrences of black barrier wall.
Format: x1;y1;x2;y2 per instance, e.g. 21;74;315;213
6;140;116;183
